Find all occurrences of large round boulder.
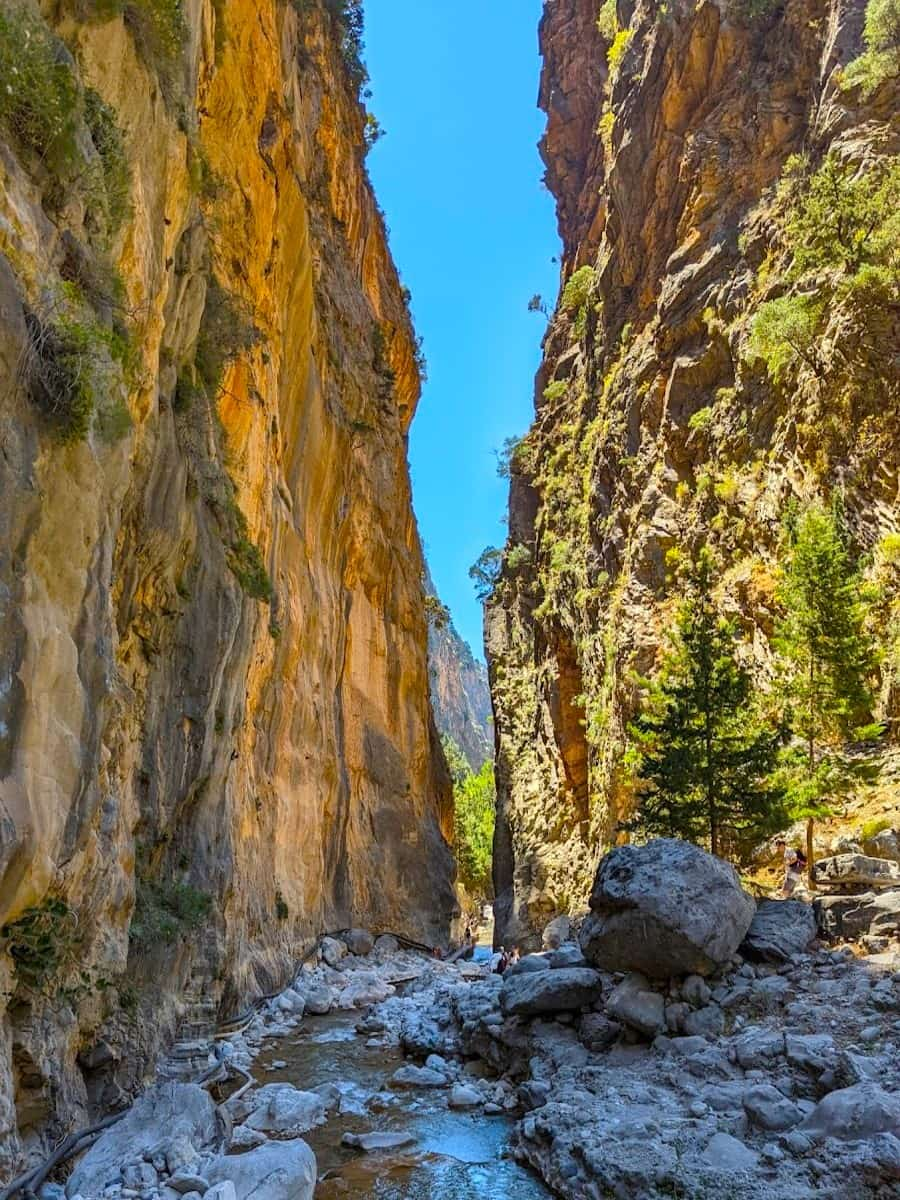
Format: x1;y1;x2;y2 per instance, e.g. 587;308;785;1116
579;839;755;979
500;967;602;1016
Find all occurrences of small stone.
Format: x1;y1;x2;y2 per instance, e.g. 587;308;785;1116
342;1131;416;1152
449;1083;482;1109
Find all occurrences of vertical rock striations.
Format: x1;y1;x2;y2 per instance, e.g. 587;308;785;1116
0;0;454;1171
425;570;492;771
488;0;899;946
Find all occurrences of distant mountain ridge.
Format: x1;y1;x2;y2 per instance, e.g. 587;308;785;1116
425;568;492;771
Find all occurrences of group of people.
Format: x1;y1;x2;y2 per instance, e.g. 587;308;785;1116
489;945;520;974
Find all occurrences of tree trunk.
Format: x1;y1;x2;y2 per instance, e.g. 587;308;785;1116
806;817;816;889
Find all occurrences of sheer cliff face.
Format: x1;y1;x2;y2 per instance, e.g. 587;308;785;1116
0;0;454;1168
489;0;899;946
426;573;492;770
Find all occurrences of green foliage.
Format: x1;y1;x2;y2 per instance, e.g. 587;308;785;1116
470;546;503;603
130;879;212;948
773;504;878;820
779;153;900;277
543;380;568;402
688;405;714;434
860;816;892;841
561;265;596;313
195;277;260;399
0;5;80;177
506;543;532;572
748;293;824;381
84;88;131;236
121;0;186;102
424;593;450;630
596;0;618;39
24;304;133;443
1;898;81;993
226;502;273;602
452;757;495;900
843;0;900;94
441;734;470;788
627;550;786;857
607;28;633;72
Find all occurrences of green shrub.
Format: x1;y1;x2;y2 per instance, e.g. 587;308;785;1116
607;28;633;72
561;265;596;313
779;152;900;276
860;816;892;842
195;277;260;398
275;891;289;920
747;294;824;381
226;504;273;602
688;405;714;433
842;0;900;94
544;380;568;401
84;87;131;236
0;5;80;177
1;898;81;992
122;0;186;102
596;0;618;39
506;543;532;572
130;879;212;947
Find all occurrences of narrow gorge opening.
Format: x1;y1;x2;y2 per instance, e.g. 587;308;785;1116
0;0;898;1196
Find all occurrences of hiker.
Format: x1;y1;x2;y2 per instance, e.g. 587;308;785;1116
496;948;510;974
509;947;521;966
464;922;472;944
777;839;807;896
490;945;506;973
432;945;444;960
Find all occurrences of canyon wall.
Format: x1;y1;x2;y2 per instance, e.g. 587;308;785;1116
0;0;455;1172
488;0;899;946
426;570;492;771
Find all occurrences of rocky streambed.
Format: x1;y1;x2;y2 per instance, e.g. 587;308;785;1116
48;842;900;1200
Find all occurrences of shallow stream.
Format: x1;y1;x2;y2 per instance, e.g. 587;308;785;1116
251;952;551;1199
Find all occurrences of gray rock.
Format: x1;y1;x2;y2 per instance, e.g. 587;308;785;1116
577;1012;621;1051
228;1126;267;1152
681;974;711;1007
203;1185;236;1200
168;1175;210;1196
547;943;589;969
320;936;348;967
301;982;335;1015
739;899;817;963
606;973;666;1037
701;1131;758;1172
345;928;375;956
390;1065;448;1088
865;828;900;863
742;1084;804;1131
813;854;900;889
68;1085;219;1198
449;1083;483;1109
122;1165;158;1191
205;1141;316;1200
342;1131;416;1152
374;934;400;954
500;967;602;1016
244;1085;326;1135
682;1003;724;1038
732;1027;784;1069
801;1083;900;1141
815;889;900;940
665;1002;690;1034
505;953;552;977
542;915;572;949
580;839;756;979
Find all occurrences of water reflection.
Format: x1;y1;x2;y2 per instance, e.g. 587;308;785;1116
253;1006;550;1199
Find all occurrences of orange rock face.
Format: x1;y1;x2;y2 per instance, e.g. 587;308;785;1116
0;0;453;1168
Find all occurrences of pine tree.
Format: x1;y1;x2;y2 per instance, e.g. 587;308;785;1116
627;550;786;858
774;503;878;881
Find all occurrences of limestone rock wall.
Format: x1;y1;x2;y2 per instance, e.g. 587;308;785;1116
425;570;492;771
488;0;899;947
0;0;455;1172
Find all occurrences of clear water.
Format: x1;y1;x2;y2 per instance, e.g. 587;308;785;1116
252;1006;551;1199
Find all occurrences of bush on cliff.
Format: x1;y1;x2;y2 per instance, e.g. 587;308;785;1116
842;0;900;94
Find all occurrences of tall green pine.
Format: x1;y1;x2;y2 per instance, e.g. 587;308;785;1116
774;503;878;879
629;550;785;857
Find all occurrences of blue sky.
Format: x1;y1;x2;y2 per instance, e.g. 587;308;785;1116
364;0;560;657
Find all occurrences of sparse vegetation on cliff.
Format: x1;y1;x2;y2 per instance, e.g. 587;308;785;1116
443;736;495;901
842;0;900;94
130;879;212;948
